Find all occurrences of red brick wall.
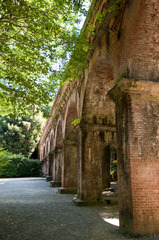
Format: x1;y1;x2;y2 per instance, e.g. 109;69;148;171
116;93;134;233
130;94;159;234
110;80;159;234
108;0;159;81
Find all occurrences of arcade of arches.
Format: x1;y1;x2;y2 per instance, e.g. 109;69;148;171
39;0;159;236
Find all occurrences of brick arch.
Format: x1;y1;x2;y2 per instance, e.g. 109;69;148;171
50;129;54;151
78;57;116;200
45;139;49;156
82;57;115;123
64;101;78;141
61;99;78;190
55;119;63;148
53;118;63;185
40;146;43;160
43;144;45;158
39;148;42;160
38;0;159;235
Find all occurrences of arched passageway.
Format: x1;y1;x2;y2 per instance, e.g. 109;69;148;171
39;0;159;235
48;131;54;178
75;57;116;202
41;144;48;177
50;119;63;187
59;101;78;193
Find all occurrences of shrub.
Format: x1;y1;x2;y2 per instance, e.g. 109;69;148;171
0;148;41;178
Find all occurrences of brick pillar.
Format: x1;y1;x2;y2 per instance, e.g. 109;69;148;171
42;157;49;177
74;124;115;203
46;153;53;182
41;158;46;177
50;147;62;187
108;79;159;235
58;139;77;194
49;153;53;177
44;157;48;176
45;155;53;182
104;145;111;187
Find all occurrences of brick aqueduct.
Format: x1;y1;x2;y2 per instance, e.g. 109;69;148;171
39;0;159;236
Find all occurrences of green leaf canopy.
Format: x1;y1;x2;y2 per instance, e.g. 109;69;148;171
0;0;89;115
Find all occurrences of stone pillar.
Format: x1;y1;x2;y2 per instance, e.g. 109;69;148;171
58;139;77;194
41;158;46;177
108;79;159;235
50;147;62;187
49;153;53;177
74;124;115;204
42;157;49;177
104;146;111;187
46;153;53;182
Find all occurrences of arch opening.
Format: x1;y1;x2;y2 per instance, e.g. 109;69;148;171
52;120;63;185
78;57;116;201
61;102;78;191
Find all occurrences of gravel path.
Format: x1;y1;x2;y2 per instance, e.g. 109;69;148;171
0;178;158;240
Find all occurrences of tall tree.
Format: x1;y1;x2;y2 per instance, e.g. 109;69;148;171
0;114;43;157
0;0;89;115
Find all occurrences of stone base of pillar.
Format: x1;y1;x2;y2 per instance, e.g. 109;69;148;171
46;176;52;182
58;187;77;194
72;195;100;206
72;195;118;206
50;181;61;187
99;183;118;205
99;193;118;205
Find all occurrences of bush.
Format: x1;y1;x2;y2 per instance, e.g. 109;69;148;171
0;148;41;178
0;114;42;157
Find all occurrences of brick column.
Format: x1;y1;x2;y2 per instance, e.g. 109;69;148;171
50;147;62;187
58;139;77;194
42;157;49;177
108;79;159;235
41;157;47;177
49;153;53;177
46;153;54;182
74;124;116;204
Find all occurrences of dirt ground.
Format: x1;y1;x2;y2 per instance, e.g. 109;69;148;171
0;178;158;240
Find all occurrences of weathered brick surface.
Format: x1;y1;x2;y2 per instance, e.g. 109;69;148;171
130;94;159;234
107;0;159;81
109;80;159;234
54;148;62;183
62;141;77;189
39;0;159;236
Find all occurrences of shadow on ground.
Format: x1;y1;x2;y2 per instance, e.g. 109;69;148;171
0;178;158;240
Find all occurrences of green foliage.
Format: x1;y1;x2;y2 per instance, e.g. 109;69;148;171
71;118;81;126
0;114;42;157
58;0;127;87
96;11;107;24
110;146;117;181
114;72;127;85
0;147;11;174
0;148;41;177
110;160;117;180
0;0;126;117
108;0;126;13
53;28;91;84
39;102;53;118
0;0;89;115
